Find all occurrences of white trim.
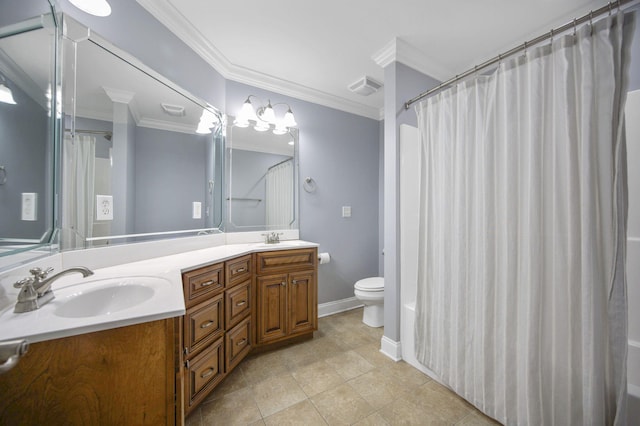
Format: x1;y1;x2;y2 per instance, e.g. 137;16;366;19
380;335;402;361
372;38;450;82
318;297;363;318
137;117;196;135
135;0;381;121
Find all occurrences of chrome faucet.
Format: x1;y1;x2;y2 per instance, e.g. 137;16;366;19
261;232;283;244
13;266;94;313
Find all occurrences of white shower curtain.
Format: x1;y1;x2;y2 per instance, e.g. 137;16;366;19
414;14;632;425
61;134;96;250
265;159;293;228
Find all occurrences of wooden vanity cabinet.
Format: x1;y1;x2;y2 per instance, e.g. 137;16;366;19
180;255;253;416
255;248;318;346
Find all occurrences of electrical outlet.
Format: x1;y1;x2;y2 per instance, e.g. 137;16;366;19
21;193;37;221
192;202;202;219
342;206;352;218
96;195;113;220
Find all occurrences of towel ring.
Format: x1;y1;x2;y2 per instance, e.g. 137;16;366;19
303;177;317;193
0;166;6;185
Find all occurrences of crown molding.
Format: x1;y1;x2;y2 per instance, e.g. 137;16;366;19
137;117;197;135
372;38;450;82
135;0;381;121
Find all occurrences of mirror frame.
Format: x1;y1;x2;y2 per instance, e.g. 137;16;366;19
0;7;61;271
224;116;299;232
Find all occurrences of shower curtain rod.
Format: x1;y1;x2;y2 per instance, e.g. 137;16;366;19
404;0;637;110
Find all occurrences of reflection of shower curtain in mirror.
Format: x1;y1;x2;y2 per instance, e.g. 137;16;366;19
265;159;293;228
61;135;96;249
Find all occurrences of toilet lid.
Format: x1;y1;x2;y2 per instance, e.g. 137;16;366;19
355;277;384;291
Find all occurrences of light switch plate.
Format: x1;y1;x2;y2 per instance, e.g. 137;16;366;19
342;206;352;218
96;195;113;221
192;201;202;219
21;193;37;221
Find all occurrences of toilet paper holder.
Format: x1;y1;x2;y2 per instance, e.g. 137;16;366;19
318;252;330;265
0;166;6;185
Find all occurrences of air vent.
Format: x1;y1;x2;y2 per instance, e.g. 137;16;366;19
348;76;383;96
161;103;186;117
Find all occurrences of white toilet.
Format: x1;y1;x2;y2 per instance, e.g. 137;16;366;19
354;277;384;327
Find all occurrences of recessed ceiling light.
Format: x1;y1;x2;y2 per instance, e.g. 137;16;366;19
69;0;112;17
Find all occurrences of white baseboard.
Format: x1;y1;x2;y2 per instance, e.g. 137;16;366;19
380;335;402;361
318;297;363;318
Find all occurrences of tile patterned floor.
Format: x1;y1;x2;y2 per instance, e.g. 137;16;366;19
186;308;501;426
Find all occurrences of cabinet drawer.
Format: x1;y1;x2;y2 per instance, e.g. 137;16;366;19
185;337;224;410
225;254;252;287
183;262;224;307
184;294;224;357
255;248;317;275
225;279;251;329
226;316;251;372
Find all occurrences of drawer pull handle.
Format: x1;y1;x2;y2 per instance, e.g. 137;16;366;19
235;267;246;273
237;338;247;346
200;320;215;329
200;280;215;287
200;368;215;378
236;300;246;307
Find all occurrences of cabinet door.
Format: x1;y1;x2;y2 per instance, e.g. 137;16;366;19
288;271;317;336
256;274;288;343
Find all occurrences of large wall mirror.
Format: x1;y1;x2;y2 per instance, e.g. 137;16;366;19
0;11;59;271
60;17;224;250
225;120;298;232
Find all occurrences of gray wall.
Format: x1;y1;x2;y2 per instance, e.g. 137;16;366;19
629;6;640;91
0;79;48;239
226;81;381;305
0;0;52;27
134;127;208;233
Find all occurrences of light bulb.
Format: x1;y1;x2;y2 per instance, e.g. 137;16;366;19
254;121;270;132
239;98;257;122
283;108;297;127
0;84;16;105
69;0;112;17
234;117;249;128
273;122;288;135
261;102;276;124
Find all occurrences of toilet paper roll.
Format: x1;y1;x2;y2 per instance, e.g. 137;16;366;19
318;252;331;265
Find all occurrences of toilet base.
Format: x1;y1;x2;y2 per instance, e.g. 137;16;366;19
362;304;384;328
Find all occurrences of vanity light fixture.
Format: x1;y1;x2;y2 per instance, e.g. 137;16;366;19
0;75;16;105
234;95;297;135
69;0;112;17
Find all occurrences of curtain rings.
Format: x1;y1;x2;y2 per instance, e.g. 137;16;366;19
608;1;612;16
573;18;577;36
549;28;554;43
523;41;528;57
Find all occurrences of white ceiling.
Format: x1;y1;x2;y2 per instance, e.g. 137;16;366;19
143;1;606;120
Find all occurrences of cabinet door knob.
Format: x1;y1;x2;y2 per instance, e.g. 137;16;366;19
281;282;286;286
200;320;215;329
292;280;298;285
200;367;215;378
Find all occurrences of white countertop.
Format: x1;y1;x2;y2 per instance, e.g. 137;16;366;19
0;240;318;344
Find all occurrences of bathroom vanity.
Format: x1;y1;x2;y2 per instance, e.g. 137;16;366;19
0;243;318;425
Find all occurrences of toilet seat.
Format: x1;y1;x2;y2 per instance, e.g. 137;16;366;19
354;277;384;291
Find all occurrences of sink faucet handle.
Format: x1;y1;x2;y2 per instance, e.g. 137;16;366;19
13;277;35;289
29;267;54;280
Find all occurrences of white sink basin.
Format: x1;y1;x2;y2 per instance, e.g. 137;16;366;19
54;277;167;318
